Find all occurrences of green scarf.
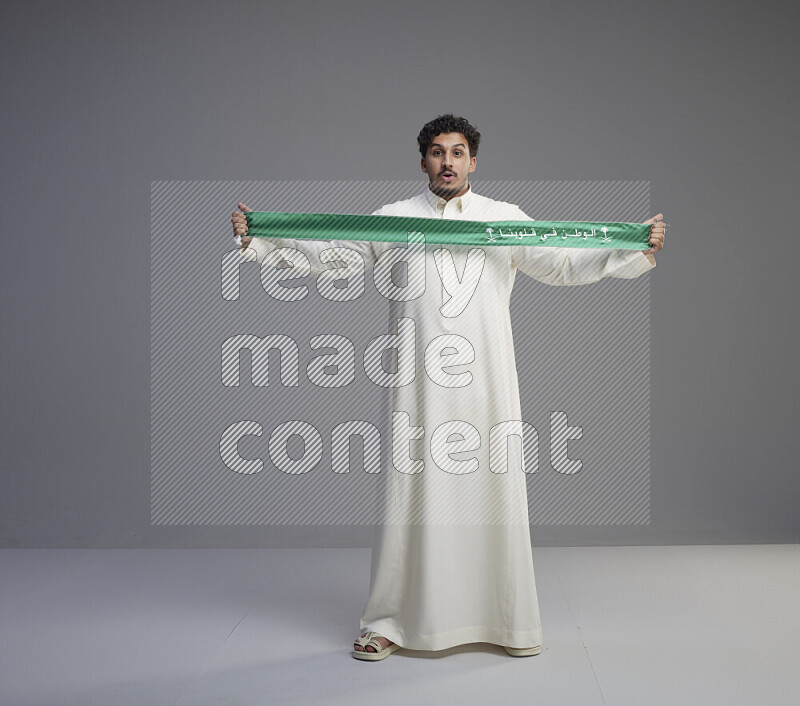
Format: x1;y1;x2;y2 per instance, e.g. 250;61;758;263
245;211;650;250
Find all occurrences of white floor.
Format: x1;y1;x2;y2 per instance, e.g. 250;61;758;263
1;544;798;706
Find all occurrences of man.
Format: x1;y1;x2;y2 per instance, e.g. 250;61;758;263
231;114;665;661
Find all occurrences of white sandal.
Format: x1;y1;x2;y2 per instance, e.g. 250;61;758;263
352;631;401;661
504;644;542;657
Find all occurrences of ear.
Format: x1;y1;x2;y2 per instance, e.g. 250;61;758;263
468;156;477;173
421;157;428;174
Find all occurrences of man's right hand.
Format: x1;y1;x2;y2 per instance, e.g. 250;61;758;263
231;202;253;249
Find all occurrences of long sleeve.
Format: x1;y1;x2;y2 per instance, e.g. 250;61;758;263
508;206;655;286
240;207;382;276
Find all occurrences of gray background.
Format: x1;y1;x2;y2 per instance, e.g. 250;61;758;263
1;0;797;547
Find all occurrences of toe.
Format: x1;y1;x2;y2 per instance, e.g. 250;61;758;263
354;633;394;654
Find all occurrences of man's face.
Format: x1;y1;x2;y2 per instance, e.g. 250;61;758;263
421;132;477;199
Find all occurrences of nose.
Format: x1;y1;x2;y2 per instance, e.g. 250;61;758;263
442;151;453;167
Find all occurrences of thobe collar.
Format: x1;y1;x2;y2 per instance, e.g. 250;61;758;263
423;182;474;215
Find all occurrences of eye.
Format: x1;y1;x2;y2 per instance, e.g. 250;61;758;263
454;150;462;156
433;149;442;156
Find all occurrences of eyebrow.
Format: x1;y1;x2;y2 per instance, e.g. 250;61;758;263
431;142;467;149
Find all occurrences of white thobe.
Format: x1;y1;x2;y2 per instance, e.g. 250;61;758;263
243;184;655;651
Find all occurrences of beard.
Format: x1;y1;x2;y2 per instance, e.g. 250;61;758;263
429;173;468;199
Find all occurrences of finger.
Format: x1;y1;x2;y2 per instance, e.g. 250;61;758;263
234;225;248;235
242;236;253;248
238;202;252;213
642;213;664;225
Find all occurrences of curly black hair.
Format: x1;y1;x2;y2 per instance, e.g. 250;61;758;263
417;114;481;158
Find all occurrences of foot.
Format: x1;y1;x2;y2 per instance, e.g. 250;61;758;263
503;644;542;656
353;631;394;654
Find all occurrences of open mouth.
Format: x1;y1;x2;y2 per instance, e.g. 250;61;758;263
440;171;456;182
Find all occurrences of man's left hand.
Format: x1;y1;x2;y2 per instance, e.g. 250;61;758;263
642;213;666;256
